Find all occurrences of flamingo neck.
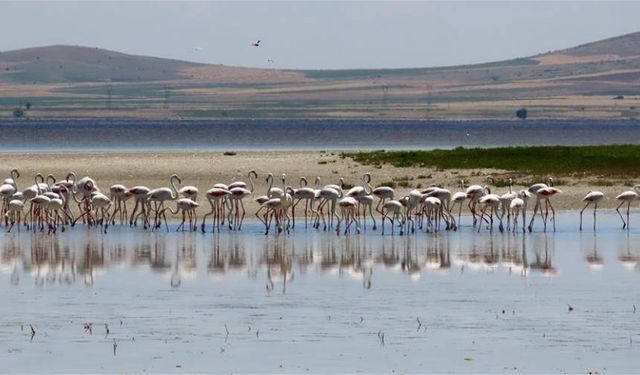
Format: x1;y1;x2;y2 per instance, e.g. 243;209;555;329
170;176;180;199
266;175;273;195
35;174;43;195
248;172;255;193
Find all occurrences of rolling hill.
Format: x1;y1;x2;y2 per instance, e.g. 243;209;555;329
1;31;640;120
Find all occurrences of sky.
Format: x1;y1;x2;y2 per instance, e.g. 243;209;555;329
1;1;640;70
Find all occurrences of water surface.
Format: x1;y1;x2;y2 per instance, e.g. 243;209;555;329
1;212;639;373
1;119;639;152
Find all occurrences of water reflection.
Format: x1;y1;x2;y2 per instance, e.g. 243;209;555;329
2;226;640;288
618;231;640;270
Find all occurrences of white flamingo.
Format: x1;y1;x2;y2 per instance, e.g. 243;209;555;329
164;198;199;231
509;190;531;233
109;184;131;225
262;174;292;235
528;178;561;232
477;190;501;232
615;185;640;229
5;199;24;232
290;177;318;229
201;187;231;233
465;176;493;226
0;169;19;225
497;178;517;232
146;174;181;231
450;180;467;229
372;182;395;217
400;190;422;233
128;186;151;227
579;191;605;231
227;170;257;230
381;200;404;236
28;174;51;231
316;186;341;230
422;196;442;233
336;196;360;235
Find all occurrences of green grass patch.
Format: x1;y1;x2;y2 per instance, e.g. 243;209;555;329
341;145;640;177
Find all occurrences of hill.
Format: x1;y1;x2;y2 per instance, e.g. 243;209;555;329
1;32;640;120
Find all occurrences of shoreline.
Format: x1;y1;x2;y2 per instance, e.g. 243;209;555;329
1;150;636;211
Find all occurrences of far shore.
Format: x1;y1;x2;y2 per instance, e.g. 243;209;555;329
1;150;636;212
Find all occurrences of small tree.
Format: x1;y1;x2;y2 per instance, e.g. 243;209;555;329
25;102;31;110
13;107;25;118
516;107;528;120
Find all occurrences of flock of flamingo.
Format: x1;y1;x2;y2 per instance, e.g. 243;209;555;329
0;168;639;235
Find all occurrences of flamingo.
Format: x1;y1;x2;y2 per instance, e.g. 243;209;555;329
466;176;492;226
353;173;377;230
400;190;422;233
323;177;344;195
316;186;341;230
90;191;112;233
164;198;200;231
262;174;293;235
201;187;231;233
527;177;552;231
580;191;605;231
422;196;442;233
179;184;199;201
52;173;75;224
372;180;395;217
335;196;360;235
0;168;19;225
289;177;317;229
528;178;561;232
128;186;151;227
425;187;454;230
227;170;257;230
381;200;404;236
477;190;501;232
5;198;24;232
146;174;181;231
45;185;71;233
109;184;131;225
497;178;517;232
615;185;640;229
450;180;467;229
509;190;531;233
28;174;51;231
265;173;285;198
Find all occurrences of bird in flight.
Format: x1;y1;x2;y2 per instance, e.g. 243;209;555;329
252;40;261;47
267;59;274;64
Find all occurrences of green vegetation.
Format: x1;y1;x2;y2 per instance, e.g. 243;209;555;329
300;58;538;80
341;145;640;177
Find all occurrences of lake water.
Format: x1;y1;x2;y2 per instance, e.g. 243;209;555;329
1;212;639;373
1;119;639;151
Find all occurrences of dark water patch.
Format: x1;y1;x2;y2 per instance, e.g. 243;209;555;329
0;118;639;152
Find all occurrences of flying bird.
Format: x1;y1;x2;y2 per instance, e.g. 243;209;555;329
193;47;203;52
252;40;261;47
267;59;275;64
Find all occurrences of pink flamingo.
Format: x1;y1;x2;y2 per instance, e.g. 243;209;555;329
227;170;257;230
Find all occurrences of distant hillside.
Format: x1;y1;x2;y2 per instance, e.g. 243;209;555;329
0;45;201;82
1;31;639;120
0;45;306;84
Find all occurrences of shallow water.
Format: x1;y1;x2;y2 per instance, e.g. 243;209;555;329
0;119;639;152
1;212;640;373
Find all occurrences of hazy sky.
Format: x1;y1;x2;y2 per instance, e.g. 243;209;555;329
2;1;639;70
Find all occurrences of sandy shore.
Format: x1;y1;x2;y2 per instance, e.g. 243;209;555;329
0;150;634;211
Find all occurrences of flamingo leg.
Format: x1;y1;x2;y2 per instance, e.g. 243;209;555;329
616;201;626;229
